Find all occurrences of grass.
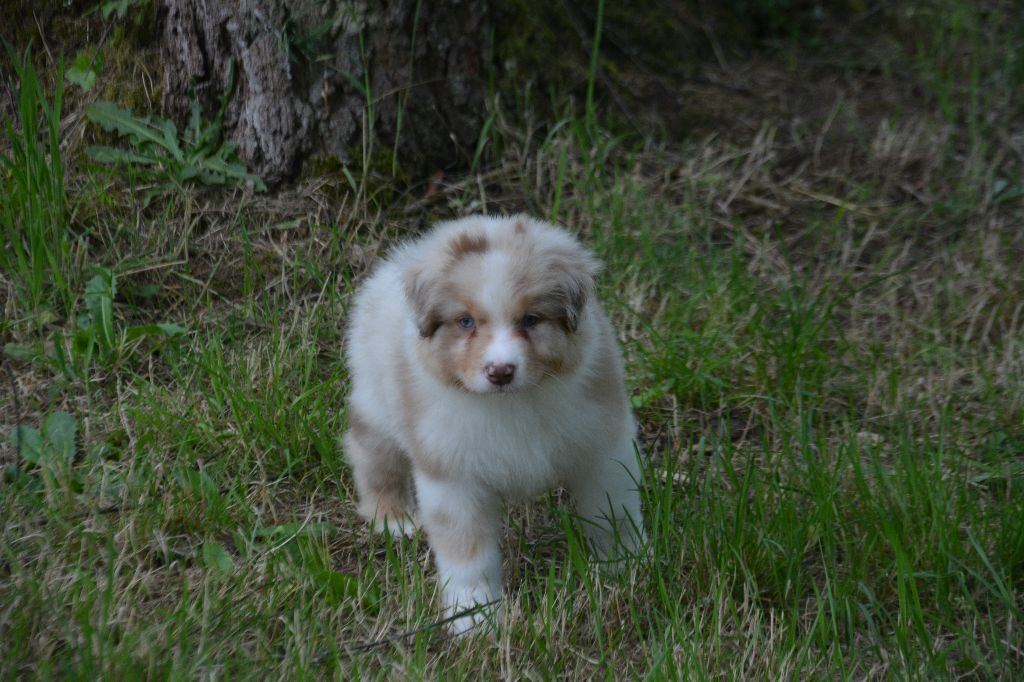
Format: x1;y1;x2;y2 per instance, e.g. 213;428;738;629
0;47;78;323
2;2;1024;678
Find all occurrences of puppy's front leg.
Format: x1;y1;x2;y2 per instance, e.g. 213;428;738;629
414;471;503;635
570;440;646;563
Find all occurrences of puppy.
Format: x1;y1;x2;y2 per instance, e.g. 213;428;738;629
344;214;644;633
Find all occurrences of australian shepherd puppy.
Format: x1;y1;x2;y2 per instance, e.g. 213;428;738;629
344;214;645;634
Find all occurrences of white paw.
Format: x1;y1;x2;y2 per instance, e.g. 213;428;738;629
371;514;420;538
588;523;648;568
442;585;500;636
445;608;489;636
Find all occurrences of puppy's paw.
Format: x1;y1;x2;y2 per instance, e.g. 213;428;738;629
445;607;491;636
588;525;649;573
442;586;501;636
371;513;420;539
357;496;420;538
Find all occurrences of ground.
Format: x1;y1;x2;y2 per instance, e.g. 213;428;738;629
1;2;1023;678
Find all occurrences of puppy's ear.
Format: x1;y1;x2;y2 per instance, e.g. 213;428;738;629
404;261;444;338
552;246;602;333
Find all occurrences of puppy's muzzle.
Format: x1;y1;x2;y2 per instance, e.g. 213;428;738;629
485;362;516;386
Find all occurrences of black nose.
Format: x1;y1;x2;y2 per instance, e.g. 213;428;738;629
485;363;516;386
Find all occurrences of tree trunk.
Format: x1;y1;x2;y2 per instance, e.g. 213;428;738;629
159;0;490;187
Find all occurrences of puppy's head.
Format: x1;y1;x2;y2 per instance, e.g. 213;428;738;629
403;216;601;394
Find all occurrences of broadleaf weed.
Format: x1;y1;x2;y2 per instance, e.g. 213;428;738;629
85;83;266;203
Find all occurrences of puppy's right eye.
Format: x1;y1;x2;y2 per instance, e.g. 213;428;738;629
457;316;476;329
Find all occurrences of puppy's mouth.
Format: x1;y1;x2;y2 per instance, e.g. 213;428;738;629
477;383;525;395
461;378;530;395
490;383;523;395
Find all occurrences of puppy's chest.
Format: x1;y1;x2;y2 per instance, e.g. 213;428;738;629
413;392;593;495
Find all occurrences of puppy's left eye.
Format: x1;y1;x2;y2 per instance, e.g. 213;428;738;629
457;316;476;329
521;314;541;329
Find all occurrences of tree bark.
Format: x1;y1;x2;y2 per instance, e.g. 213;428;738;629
159;0;490;187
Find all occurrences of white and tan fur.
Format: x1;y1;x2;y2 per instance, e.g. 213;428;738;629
344;215;645;634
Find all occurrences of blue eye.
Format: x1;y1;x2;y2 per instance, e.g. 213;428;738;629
521;314;540;329
457;316;475;329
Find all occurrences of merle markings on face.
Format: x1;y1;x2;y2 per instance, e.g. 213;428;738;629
404;222;600;394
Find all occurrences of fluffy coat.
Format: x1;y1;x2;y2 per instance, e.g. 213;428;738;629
344;214;644;633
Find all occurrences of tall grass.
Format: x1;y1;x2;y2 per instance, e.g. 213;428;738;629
0;47;75;321
583;0;605;138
